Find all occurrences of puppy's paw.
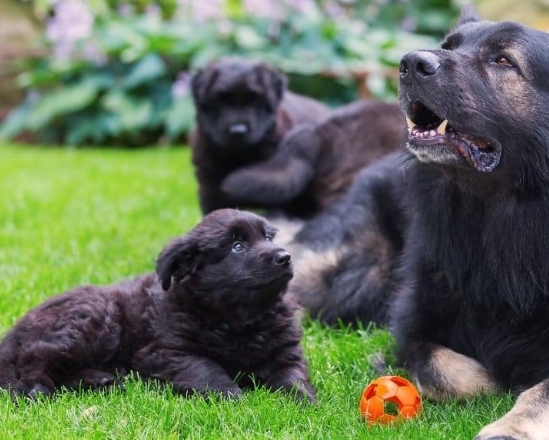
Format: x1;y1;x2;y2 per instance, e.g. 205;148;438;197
202;385;243;401
220;386;243;400
291;381;317;405
16;380;54;399
61;369;124;392
221;169;283;203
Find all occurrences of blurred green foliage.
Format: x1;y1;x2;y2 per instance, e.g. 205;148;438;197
1;0;460;146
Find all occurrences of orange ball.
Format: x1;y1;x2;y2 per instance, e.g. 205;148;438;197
359;375;422;425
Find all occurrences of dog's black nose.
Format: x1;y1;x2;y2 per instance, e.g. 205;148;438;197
228;123;249;135
400;51;440;79
273;250;291;267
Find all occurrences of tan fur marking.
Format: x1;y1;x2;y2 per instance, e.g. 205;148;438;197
285;246;345;312
476;381;549;440
417;346;498;401
268;217;304;247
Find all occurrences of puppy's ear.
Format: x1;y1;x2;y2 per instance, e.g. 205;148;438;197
191;66;218;104
156;237;198;291
259;64;287;104
191;69;205;103
455;4;481;26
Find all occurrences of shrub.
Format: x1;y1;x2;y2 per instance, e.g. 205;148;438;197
0;0;460;146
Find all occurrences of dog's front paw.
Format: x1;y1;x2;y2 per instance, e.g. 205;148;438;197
474;417;537;440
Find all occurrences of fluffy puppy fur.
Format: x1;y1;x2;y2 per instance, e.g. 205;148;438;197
222;100;406;217
0;209;315;402
190;57;329;215
286;7;549;438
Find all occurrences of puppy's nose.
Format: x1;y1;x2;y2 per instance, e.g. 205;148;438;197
273;250;291;267
228;123;249;135
399;51;440;80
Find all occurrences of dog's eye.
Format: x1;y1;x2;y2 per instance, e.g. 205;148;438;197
495;55;514;68
232;242;244;252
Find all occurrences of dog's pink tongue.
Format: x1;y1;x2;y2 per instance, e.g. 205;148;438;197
455;142;499;172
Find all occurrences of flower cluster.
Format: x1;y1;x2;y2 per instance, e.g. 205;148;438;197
171;71;192;99
175;0;226;23
45;0;105;64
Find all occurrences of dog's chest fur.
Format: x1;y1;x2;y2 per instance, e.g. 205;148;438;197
401;163;549;388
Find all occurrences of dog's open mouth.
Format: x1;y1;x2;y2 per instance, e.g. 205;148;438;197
406;101;501;172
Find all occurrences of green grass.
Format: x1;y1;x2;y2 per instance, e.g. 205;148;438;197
0;143;513;439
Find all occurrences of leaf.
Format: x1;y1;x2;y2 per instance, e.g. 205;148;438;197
0;99;34;140
26;79;99;130
233;26;267;50
102;91;153;131
122;54;167;89
164;95;195;140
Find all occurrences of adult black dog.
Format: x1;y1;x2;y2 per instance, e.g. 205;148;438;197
0;209;315;402
222;100;406;217
287;7;549;438
190;57;329;216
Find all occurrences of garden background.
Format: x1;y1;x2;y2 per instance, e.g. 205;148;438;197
1;1;549;439
2;0;548;147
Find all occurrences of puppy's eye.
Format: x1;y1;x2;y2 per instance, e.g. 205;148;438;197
265;233;274;241
232;242;244;252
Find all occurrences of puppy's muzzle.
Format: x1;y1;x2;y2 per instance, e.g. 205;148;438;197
273;250;291;267
227;123;249;136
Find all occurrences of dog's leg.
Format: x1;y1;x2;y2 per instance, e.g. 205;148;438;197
475;379;549;440
408;344;499;402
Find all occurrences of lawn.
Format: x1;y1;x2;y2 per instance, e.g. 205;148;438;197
0;143;513;439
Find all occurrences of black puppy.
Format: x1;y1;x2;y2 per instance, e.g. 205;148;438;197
287;6;549;438
0;209;315;402
222;100;406;217
190;57;329;215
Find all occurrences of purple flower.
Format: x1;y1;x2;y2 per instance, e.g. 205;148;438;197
288;0;319;16
145;3;162;23
175;0;225;23
45;0;96;60
171;71;192;99
324;0;347;19
117;3;135;17
242;0;284;20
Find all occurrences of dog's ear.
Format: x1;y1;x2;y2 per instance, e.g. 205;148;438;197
258;64;287;104
455;4;481;26
156;237;198;291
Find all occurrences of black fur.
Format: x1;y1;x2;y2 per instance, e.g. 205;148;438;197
222;100;406;217
0;209;315;402
190;57;329;215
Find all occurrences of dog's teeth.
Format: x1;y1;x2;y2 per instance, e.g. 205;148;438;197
429;130;436;137
406;116;416;131
437;119;449;135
